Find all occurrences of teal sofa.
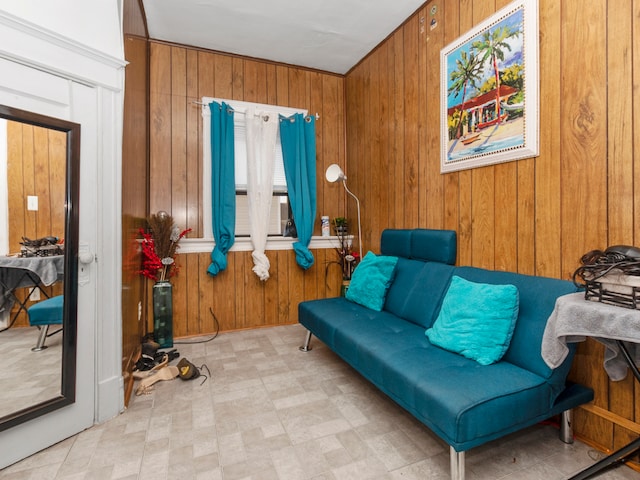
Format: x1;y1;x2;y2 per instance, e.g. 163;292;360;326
298;229;593;480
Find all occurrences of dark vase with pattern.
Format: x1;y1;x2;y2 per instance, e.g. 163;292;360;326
152;281;173;348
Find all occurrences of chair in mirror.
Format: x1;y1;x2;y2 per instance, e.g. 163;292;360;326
0;105;79;431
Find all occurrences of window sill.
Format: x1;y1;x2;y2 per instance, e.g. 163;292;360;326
180;236;341;254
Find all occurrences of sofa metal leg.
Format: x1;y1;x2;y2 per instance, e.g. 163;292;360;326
450;447;465;480
299;330;313;352
32;325;50;352
560;409;574;444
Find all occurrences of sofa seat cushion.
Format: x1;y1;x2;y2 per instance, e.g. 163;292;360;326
454;267;579;397
382;351;554;450
299;302;558;451
299;297;416;368
28;295;64;326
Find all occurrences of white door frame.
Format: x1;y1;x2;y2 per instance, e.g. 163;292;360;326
0;12;125;468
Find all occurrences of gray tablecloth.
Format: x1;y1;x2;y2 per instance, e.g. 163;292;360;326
0;255;64;316
542;292;640;381
0;255;64;286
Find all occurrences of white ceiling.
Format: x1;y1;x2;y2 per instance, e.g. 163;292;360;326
142;0;426;74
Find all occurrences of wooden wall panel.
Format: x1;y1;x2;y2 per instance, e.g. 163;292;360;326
122;35;149;404
147;41;346;337
633;0;640;446
7;123;66;252
6;122;66;326
343;0;640;462
536;0;562;280
133;0;640;460
560;0;611;451
390;30;406;231
123;0;147;38
606;0;636;453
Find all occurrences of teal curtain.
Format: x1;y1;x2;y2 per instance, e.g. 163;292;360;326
207;101;236;276
279;114;317;269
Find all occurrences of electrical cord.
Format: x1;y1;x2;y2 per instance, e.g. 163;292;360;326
173;307;220;345
573;249;640;287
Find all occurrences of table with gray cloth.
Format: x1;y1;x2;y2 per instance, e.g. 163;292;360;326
542;291;640;479
0;255;64;327
542;291;640;381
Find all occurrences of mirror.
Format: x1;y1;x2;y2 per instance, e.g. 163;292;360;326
0;105;79;431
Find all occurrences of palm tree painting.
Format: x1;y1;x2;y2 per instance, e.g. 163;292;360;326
440;0;539;173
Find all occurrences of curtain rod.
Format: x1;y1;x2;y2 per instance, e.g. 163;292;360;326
192;100;320;120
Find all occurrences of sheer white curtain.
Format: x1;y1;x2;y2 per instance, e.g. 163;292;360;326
246;108;279;280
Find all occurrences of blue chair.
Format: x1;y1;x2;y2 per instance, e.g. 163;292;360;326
27;295;63;351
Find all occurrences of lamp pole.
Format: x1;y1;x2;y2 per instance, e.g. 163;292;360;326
325;164;363;261
341;179;362;261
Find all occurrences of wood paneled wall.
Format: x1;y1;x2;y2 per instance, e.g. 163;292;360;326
345;0;640;460
122;33;149;402
6;121;65;326
7;121;66;253
147;41;347;336
127;0;640;459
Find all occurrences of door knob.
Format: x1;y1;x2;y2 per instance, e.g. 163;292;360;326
78;244;94;286
79;251;94;264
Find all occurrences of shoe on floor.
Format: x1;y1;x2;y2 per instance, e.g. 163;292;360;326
135;365;179;395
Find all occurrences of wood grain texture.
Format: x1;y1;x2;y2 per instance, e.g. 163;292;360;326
121;35;149;406
633;0;640;442
606;0;636;451
6;122;66;326
343;0;640;457
131;0;640;458
146;41;345;336
535;0;562;279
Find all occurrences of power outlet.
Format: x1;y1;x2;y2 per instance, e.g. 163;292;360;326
30;289;40;301
27;195;38;211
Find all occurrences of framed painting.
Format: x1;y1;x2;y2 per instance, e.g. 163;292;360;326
440;0;538;173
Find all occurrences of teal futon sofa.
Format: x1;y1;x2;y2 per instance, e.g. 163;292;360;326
298;229;593;480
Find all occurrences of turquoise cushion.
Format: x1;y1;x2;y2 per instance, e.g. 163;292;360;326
346;251;398;311
28;295;64;326
425;275;519;365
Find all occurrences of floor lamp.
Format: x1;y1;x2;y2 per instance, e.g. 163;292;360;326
325;164;363;261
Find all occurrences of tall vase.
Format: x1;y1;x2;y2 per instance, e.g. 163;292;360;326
152;280;173;348
341;279;350;297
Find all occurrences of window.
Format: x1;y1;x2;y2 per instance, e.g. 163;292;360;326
201;97;307;239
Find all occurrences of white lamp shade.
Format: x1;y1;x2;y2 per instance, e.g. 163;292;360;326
325;164;346;183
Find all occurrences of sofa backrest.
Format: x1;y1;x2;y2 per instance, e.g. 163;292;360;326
454;266;579;395
381;229;456;328
380;228;457;265
385;258;455;328
378;229;578;396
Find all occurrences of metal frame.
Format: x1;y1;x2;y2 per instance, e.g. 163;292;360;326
568;340;640;479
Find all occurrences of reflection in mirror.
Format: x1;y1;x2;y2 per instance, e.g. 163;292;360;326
0;105;79;432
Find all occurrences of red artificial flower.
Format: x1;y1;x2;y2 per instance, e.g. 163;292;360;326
138;213;192;282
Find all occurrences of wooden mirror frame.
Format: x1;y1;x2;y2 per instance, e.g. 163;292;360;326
0;105;80;431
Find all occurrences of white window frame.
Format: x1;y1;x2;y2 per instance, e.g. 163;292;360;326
182;97;334;254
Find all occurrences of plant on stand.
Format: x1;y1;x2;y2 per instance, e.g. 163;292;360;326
139;211;191;348
327;217;359;296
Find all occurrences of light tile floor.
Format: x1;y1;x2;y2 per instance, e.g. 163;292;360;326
1;324;639;480
0;326;62;419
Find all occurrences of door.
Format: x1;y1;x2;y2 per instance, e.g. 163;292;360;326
0;59;98;468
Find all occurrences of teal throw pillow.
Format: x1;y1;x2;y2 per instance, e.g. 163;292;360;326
345;251;398;311
425;275;519;365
